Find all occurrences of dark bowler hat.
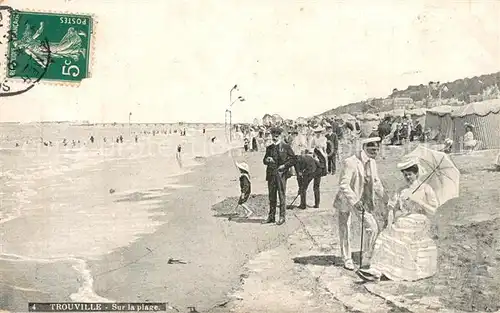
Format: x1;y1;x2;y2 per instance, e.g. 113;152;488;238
270;127;283;135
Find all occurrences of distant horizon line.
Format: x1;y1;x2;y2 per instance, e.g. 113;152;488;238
0;120;251;125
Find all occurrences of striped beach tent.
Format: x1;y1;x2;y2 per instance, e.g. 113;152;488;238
358;113;380;137
424;105;456;141
451;99;500;150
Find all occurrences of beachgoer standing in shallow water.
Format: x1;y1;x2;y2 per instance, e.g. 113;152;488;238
176;144;183;168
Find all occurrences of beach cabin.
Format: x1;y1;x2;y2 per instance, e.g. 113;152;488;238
451;99;500;151
424;105;456;142
407;108;427;127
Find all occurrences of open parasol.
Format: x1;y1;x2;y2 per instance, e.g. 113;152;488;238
405;145;460;207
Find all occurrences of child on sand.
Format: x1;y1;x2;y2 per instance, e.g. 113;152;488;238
236;162;254;218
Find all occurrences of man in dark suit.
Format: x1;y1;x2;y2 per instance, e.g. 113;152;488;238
295;150;321;209
325;125;339;175
263;127;296;225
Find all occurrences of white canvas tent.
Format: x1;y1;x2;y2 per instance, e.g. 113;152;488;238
424;105;456;141
407;108;427;127
451;99;500;150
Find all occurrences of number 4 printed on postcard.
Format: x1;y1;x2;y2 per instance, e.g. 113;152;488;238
7;10;94;84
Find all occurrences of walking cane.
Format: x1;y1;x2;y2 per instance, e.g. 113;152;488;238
288;193;300;209
359;203;365;269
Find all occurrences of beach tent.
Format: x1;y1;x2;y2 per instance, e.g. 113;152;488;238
407;108;427;127
451;99;500;150
358;113;380;137
424;105;456;141
385;109;406;117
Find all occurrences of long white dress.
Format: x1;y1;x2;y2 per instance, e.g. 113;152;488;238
463;131;477;148
369;181;439;281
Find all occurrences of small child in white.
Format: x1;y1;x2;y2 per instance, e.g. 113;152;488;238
236;162;254;218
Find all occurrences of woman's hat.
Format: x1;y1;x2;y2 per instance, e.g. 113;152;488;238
464;123;475;129
235;162;250;173
397;157;419;170
313;126;325;133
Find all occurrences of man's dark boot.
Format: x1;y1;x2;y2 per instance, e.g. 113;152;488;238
263;205;276;224
262;215;275;224
262;210;276;224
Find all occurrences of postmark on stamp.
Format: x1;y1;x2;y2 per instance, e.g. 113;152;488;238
7;10;93;84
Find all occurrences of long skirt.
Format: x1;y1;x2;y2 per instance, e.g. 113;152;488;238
370;213;437;281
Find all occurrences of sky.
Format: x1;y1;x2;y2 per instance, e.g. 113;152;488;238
0;0;499;123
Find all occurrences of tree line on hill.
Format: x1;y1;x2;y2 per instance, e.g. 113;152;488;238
319;71;500;116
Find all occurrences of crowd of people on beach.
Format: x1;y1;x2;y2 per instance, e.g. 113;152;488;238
230;114;467;285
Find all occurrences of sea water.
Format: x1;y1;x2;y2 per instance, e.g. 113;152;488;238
0;124;241;303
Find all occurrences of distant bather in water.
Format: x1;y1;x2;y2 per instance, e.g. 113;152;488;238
176;145;183;168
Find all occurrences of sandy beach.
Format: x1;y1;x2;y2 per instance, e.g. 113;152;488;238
2;132;500;312
88;148;302;311
0;139;301;312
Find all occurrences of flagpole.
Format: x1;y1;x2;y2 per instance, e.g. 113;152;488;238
128;112;132;137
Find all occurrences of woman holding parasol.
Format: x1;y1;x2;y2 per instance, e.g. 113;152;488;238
358;146;459;282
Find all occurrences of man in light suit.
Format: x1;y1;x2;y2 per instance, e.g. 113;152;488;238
333;136;386;270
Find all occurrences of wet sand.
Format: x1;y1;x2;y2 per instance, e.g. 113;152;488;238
87;149;300;312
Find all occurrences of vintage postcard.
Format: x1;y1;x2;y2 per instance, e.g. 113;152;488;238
0;1;500;313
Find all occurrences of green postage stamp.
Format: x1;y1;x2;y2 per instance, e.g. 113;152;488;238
7;10;93;83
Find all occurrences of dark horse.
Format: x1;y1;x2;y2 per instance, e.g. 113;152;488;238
377;117;393;139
